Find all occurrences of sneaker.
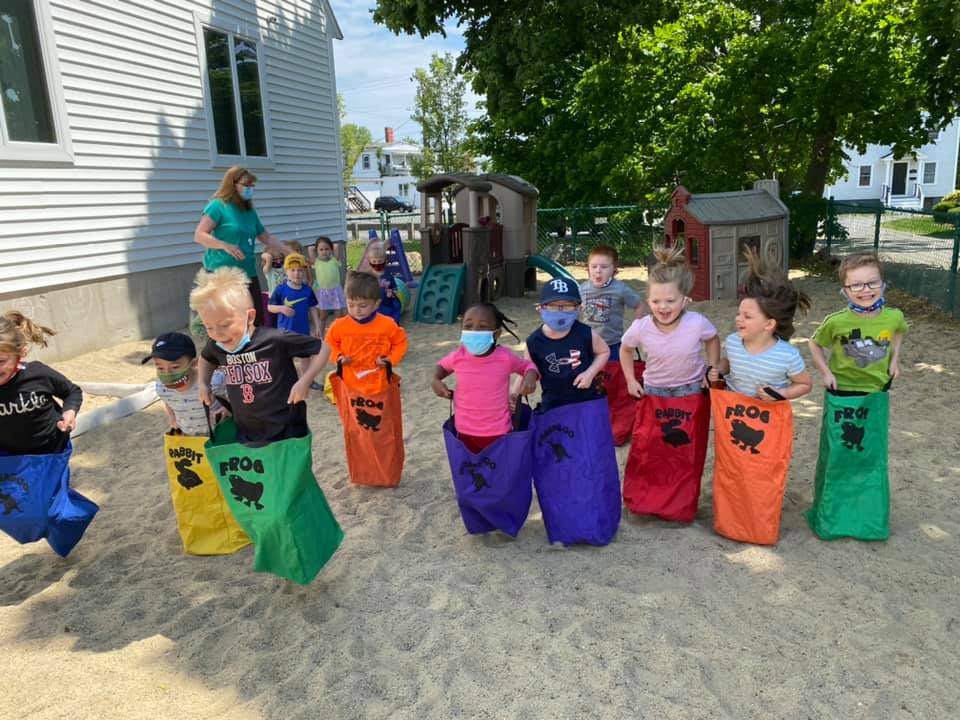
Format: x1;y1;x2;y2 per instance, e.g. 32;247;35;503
310;381;324;391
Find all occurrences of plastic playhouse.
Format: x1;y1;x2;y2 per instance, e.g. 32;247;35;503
412;173;575;323
664;179;790;301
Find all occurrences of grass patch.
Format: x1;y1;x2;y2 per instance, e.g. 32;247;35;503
882;217;956;239
345;240;367;269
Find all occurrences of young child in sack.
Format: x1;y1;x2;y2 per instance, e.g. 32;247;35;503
579;244;644;357
142;331;227;436
0;312;81;455
191;267;326;443
432;303;539;453
521;278;610;411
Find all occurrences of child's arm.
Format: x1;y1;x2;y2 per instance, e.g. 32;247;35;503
288;352;326;404
161;400;179;431
432;365;453;399
757;370;812;401
50;367;83;433
573;331;609;389
620;342;644;398
261;252;272;277
310;307;323;337
267;288;294;318
707;356;730;384
808;341;835;390
889;332;904;380
379;323;409;367
703;334;721;386
197;356;217;406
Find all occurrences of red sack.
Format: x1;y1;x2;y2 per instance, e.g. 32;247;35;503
600;356;645;446
331;364;405;487
623;391;709;522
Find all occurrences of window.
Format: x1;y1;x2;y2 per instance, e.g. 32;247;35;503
200;25;268;161
399;183;408;196
0;0;73;162
738;235;761;264
688;237;699;266
362;154;370;170
858;165;872;187
384;154;391;165
923;162;936;184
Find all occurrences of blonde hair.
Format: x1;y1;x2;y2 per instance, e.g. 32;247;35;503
367;241;386;261
838;253;883;284
0;311;56;356
648;244;694;296
212;165;257;210
189;267;253;313
741;247;810;340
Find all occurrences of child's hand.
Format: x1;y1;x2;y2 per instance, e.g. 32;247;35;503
519;374;538;396
338;356;352;366
288;378;310;404
375;356;389;367
278;306;295;318
432;377;452;399
572;369;595;389
889;359;900;380
312;326;323;338
626;377;645;398
820;369;837;391
57;410;77;433
198;383;213;406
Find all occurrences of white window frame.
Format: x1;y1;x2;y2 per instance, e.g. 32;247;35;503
922;161;937;185
0;0;73;163
857;165;872;187
194;12;274;169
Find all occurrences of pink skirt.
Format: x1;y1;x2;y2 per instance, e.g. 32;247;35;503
315;285;346;310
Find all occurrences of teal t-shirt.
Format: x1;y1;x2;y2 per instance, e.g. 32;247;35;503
201;198;266;278
812;306;908;392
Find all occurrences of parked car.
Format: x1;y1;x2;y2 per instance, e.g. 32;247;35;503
374;196;414;213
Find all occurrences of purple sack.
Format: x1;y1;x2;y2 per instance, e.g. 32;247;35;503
442;404;534;537
532;397;621;546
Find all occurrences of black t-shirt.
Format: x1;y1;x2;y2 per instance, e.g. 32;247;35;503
0;362;82;455
201;327;323;443
525;320;599;411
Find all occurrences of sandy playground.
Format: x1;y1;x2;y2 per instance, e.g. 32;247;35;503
1;266;958;719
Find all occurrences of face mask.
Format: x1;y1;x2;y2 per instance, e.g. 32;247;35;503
841;286;886;314
539;309;578;332
460;330;495;356
214;317;253;354
158;368;191;389
239;185;254;201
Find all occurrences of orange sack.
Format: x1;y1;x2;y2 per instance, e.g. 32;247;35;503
710;388;794;545
331;365;405;487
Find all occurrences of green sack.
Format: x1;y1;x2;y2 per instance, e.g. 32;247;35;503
806;390;890;541
205;418;344;583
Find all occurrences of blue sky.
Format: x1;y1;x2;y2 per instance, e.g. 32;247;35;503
329;1;481;143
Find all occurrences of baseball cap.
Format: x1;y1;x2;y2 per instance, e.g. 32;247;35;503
141;332;196;364
283;252;308;270
539;277;581;305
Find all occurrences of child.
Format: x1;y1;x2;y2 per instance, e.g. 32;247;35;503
310;236;346;340
267;253;321;338
620;246;720;397
366;241;402;324
0;312;81;455
579;245;643;356
260;249;287;296
808;253;906;393
523;277;610;411
317;271;408;395
191;267;326;443
432;303;539;453
707;248;813;400
141;332;227;436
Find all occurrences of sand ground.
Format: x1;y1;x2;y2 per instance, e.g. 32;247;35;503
1;267;958;719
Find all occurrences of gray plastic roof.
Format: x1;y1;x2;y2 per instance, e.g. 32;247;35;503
685;189;788;225
417;173;538;197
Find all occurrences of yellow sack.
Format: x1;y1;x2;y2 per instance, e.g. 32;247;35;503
164;432;250;555
323;370;337;405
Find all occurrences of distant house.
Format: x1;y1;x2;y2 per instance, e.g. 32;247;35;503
824;119;960;210
348;127;420;210
0;0;346;361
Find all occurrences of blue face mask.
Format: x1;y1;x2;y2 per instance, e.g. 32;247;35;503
460;330;495;356
215;319;253;354
539;309;578;332
841;286;886;314
240;185;254;202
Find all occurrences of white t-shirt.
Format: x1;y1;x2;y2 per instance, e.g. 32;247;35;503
155;371;225;436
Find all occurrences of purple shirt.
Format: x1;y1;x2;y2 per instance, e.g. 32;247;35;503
621;311;717;387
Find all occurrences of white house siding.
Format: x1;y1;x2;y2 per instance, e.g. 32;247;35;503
0;0;344;358
824;119;960;206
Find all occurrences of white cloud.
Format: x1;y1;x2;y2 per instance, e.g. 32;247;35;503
328;1;482;141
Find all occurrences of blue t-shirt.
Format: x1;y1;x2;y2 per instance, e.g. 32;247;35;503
724;333;805;398
526;320;597;411
269;282;317;336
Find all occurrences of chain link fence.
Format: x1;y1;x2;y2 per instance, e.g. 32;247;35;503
536;206;660;265
821;201;960;317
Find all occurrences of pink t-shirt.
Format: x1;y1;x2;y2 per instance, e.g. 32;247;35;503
438;346;538;436
621;311;717;387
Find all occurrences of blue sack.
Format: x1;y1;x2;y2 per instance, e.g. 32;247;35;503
531;398;621;545
442;404;534;537
0;443;98;557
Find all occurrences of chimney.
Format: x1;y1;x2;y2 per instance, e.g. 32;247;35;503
384;127;395;143
753;178;780;198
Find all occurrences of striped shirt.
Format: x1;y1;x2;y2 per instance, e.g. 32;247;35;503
156;371;226;437
724;333;804;398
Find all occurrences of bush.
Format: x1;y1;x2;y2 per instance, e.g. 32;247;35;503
947;206;960;216
933;201;953;212
941;189;960;204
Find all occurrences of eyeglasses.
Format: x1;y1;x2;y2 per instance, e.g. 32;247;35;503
844;280;883;292
236;180;256;188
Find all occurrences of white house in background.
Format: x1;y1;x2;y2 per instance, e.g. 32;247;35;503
348;127;420;210
824;118;960;210
0;0;346;361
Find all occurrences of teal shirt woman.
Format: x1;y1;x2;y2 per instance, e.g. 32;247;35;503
193;166;288;325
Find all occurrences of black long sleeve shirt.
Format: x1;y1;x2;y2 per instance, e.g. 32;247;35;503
0;362;82;455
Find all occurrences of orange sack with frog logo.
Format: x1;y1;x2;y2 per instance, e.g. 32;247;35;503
710;388;794;545
330;362;405;487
